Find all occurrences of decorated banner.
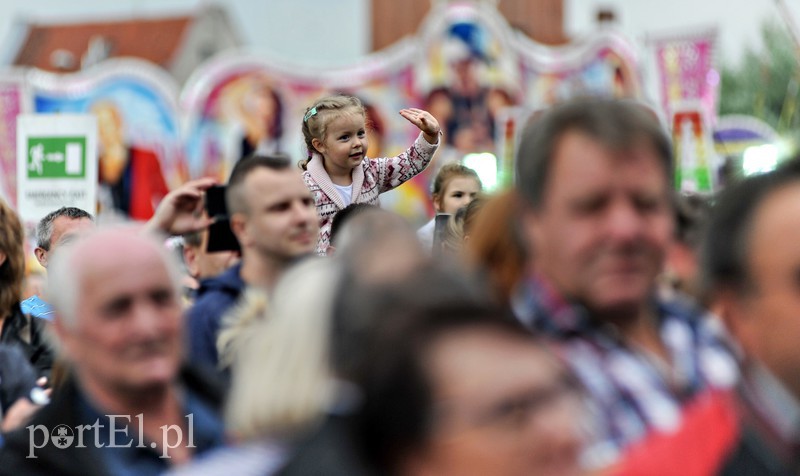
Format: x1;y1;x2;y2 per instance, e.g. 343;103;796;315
0;2;645;226
182;2;643;224
0;72;28;206
649;28;719;125
28;59;183;221
671;103;719;192
16;114;98;224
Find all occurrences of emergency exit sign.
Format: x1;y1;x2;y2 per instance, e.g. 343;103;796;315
16;114;98;224
27;137;87;179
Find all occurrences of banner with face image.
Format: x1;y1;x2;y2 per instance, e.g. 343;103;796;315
28;59;183;221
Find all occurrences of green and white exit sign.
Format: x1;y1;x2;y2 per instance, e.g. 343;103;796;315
17;114;98;224
27;137;87;179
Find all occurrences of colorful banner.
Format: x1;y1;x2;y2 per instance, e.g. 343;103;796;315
649;29;719;125
0;73;28;206
1;2;644;225
28;59;183;221
671;103;720;193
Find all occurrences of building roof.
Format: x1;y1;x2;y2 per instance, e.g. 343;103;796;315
13;15;194;72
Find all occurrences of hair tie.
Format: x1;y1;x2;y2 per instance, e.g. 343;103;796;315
303;107;318;122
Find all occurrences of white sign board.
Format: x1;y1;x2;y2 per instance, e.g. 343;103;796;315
16;114;98;224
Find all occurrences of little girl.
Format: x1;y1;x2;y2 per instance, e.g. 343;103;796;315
417;163;482;250
300;94;441;255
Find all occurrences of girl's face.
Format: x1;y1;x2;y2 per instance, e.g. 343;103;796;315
435;176;481;214
312;111;368;177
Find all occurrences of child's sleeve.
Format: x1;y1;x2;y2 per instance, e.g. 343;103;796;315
374;131;440;193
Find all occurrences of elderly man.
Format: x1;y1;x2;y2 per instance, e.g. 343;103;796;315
186;155;319;369
22;207;95;320
0;228;224;475
703;160;800;474
514;98;737;462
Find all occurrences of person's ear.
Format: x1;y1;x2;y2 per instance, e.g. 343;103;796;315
182;246;200;279
34;247;47;268
311;138;325;155
229;213;251;248
432;193;443;213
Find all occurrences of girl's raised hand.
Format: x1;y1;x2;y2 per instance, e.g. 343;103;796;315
399;108;441;145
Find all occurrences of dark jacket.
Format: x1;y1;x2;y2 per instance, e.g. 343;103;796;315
719;369;800;475
277;414;376;476
0;303;53;379
185;263;246;369
0;365;224;476
0;344;37;413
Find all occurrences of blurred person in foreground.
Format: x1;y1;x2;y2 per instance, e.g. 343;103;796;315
513;98;737;464
0;228;224;475
702;159;800;474
352;264;584;476
463;190;531;312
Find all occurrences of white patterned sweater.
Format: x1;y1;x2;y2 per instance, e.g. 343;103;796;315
302;132;439;255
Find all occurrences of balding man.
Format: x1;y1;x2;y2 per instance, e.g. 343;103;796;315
0;228;224;475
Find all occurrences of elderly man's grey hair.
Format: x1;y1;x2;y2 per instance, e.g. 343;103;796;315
46;225;183;329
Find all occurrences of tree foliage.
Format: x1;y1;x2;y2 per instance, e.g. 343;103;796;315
720;20;800;138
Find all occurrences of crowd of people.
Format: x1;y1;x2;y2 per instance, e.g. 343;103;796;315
0;94;797;475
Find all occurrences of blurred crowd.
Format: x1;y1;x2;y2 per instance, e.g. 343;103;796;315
0;96;798;475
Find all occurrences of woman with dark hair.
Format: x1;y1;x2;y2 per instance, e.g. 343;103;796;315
0;200;53;379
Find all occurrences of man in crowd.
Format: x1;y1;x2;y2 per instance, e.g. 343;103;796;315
22;207;94;319
703;160;800;474
514;98;737;462
0;228;224;475
186;155;319;369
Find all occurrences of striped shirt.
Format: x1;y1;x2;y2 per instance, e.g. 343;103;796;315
517;275;739;463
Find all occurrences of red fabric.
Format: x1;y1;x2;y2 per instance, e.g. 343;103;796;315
613;389;740;476
128;147;169;221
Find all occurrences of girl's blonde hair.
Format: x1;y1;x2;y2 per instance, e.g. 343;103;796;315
299;94;365;170
224;258;342;440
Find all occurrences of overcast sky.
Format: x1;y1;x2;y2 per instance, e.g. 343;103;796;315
0;0;794;67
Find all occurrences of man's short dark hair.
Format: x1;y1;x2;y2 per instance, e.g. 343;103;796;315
701;158;800;298
346;264;531;470
226;154;292;216
515;98;672;208
36;207;93;250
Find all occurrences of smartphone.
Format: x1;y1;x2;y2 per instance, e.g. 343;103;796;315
432;213;451;254
204;185;241;253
